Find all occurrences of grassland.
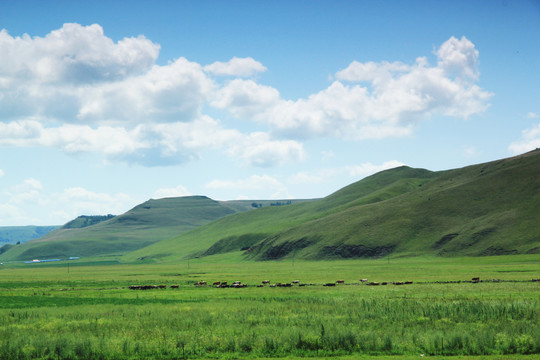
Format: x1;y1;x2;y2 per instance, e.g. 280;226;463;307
0;255;538;359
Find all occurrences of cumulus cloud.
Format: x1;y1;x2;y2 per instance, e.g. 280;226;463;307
0;169;4;178
0;25;492;168
527;112;539;119
226;132;305;167
508;123;540;154
211;37;491;141
204;57;267;77
0;23;159;84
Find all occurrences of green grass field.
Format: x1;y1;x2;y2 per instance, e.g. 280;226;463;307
0;255;538;359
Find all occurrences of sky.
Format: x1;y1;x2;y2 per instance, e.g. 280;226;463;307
0;0;539;226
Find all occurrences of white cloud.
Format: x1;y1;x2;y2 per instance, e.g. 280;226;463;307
0;23;159;85
527;112;539;119
204;57;267;77
211;37;491;141
226;132;305;167
153;185;191;199
508;123;540;154
0;26;493;168
212;79;280;120
435;36;479;80
0;169;4;178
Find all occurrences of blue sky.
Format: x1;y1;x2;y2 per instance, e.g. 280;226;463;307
1;0;539;226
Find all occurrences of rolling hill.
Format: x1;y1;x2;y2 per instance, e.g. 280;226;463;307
125;150;540;262
0;196;311;262
3;150;539;262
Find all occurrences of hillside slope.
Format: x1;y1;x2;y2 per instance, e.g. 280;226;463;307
0;196;237;261
0;196;312;261
122;166;440;262
247;150;540;259
125;150;540;262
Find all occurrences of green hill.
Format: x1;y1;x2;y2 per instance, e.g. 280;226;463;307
0;196;311;262
125;150;540;262
122;166;442;262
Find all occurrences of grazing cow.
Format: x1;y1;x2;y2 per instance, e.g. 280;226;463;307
213;281;221;286
158;284;167;289
472;277;480;283
381;282;388;285
170;285;179;289
257;284;264;288
323;283;336;287
360;279;368;283
336;280;345;284
367;282;379;286
269;284;276;288
393;281;404;285
292;280;300;284
404;281;413;285
262;280;270;284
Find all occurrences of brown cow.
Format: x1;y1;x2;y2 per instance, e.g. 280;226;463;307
336;280;345;284
472;277;480;283
262;280;270;284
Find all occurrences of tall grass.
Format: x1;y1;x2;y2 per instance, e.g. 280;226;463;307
0;256;538;359
0;287;537;359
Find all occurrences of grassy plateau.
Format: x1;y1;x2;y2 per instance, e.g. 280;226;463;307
0;255;538;359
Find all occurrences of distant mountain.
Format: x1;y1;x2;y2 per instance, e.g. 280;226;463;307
0;196;311;261
0;226;59;245
124;149;540;262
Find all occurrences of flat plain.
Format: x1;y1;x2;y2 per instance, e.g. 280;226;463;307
0;254;538;359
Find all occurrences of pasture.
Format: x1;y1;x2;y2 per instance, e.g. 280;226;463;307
0;254;538;359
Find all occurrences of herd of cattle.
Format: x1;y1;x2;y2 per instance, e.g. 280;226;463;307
128;278;417;290
127;277;539;290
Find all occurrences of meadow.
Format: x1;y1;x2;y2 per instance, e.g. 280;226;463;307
0;254;538;359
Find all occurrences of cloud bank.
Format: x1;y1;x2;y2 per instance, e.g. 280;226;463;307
0;25;491;167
